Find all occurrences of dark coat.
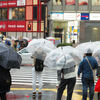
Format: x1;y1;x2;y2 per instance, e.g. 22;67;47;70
0;66;11;93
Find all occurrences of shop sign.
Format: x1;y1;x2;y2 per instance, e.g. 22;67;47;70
0;21;7;31
8;0;17;7
64;13;76;20
81;13;89;20
51;12;64;20
8;21;16;31
17;0;25;6
16;21;26;31
0;1;7;7
90;13;100;20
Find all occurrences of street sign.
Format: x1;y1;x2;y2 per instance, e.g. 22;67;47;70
81;13;89;20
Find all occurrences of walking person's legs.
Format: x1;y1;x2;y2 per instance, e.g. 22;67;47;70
0;92;6;100
98;92;100;100
89;80;94;100
32;67;37;93
57;79;67;100
67;77;76;100
37;72;42;93
82;78;88;100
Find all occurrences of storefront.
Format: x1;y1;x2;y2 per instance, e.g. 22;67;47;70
0;0;48;39
50;12;100;43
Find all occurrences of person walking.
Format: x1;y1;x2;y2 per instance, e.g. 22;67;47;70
56;65;76;100
32;57;44;95
0;66;11;100
78;48;98;100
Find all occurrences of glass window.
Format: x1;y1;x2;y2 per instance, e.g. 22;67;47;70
33;6;37;20
65;0;75;5
9;7;25;20
0;8;7;20
53;0;62;5
92;0;100;6
79;0;88;6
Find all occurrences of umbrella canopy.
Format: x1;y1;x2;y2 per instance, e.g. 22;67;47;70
0;42;22;69
76;41;100;54
27;38;56;60
56;54;76;69
44;46;83;68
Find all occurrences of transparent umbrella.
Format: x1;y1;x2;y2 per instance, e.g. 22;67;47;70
27;38;56;60
44;46;83;68
56;54;76;69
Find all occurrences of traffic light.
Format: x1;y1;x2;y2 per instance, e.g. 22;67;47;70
28;24;31;31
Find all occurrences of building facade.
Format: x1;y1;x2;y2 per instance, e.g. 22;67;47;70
48;0;100;43
0;0;48;39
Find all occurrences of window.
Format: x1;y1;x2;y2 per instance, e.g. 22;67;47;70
41;5;45;20
92;0;100;6
0;8;7;20
65;0;75;5
33;6;37;20
79;0;88;6
53;0;62;5
9;7;25;20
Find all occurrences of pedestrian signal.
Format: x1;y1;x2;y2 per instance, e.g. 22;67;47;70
28;24;31;31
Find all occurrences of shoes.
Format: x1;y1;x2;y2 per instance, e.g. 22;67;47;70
38;92;42;94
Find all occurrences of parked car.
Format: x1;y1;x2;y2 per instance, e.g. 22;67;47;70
17;48;33;65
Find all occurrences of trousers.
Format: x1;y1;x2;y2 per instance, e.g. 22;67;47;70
0;92;6;100
32;67;42;92
82;78;94;100
57;77;76;100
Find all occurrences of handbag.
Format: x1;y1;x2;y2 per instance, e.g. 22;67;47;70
95;78;100;92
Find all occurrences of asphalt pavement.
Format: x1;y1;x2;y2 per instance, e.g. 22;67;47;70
8;66;98;100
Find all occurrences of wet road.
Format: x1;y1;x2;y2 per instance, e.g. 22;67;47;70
8;66;98;100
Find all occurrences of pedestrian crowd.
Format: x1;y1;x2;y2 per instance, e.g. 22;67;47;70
0;35;100;100
0;34;29;51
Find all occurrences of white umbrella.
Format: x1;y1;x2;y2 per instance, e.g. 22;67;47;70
56;54;76;69
27;38;56;60
44;46;83;68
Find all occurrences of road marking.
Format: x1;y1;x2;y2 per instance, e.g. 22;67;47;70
11;88;90;100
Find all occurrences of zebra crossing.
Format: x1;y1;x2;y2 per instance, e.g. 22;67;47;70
11;66;97;86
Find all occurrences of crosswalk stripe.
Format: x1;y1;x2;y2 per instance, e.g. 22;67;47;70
11;66;97;85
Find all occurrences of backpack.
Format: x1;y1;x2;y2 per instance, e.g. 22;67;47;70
35;59;44;72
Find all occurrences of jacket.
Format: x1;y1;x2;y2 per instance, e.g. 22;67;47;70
0;66;11;93
78;56;98;79
57;65;76;81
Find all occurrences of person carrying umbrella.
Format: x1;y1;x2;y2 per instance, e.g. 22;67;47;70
78;48;98;100
0;42;22;100
56;54;76;100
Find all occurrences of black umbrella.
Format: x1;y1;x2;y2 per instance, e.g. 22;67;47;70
0;42;22;69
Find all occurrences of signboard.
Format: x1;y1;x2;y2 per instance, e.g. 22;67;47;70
51;12;64;20
0;21;7;32
17;0;25;6
16;21;26;31
90;13;100;20
7;21;26;32
64;13;76;20
8;0;17;7
0;1;7;8
81;13;89;20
